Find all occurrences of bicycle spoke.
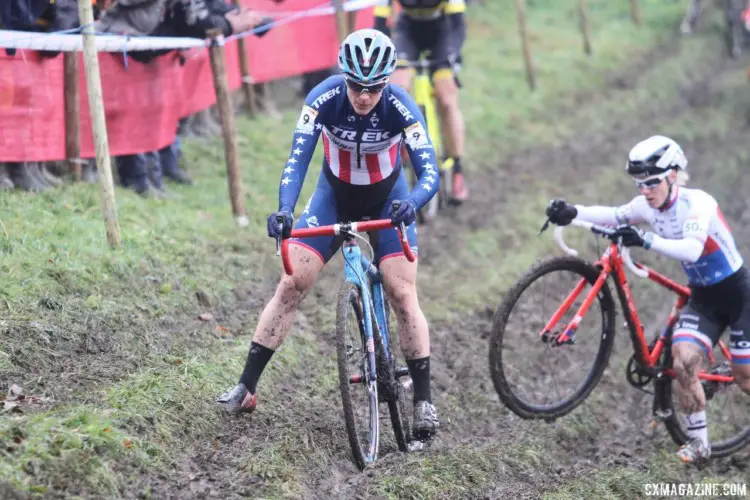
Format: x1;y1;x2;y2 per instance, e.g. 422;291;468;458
490;257;615;419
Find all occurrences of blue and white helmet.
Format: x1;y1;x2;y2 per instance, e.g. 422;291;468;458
338;29;397;85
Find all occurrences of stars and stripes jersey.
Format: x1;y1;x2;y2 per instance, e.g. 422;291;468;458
278;75;439;214
577;188;743;286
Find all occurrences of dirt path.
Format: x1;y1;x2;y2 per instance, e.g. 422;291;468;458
126;36;750;499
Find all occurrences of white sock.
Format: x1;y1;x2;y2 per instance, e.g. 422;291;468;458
683;410;708;448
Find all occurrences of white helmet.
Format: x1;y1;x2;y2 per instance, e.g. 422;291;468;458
626;135;687;178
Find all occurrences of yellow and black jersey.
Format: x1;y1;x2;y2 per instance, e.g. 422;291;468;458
374;0;466;21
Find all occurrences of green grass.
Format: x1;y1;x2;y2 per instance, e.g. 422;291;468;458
3;0;746;497
0;408;153;496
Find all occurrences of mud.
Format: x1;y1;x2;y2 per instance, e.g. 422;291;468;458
127;36;750;498
6;33;750;500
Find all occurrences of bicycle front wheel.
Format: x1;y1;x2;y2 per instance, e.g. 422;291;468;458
336;282;379;470
488;256;617;419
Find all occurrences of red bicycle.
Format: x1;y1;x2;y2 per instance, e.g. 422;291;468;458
488;219;750;457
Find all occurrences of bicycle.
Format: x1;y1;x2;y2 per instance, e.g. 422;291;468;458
488;219;750;457
277;202;420;470
403;52;457;223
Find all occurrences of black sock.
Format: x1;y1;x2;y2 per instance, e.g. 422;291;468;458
451;156;462;174
406;356;432;404
239;342;275;394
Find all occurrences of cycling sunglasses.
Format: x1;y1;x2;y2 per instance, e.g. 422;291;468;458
633;171;670;189
345;78;388;94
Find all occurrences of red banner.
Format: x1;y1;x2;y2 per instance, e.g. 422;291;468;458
0;2;373;162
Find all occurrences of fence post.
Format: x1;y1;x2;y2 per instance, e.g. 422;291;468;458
63;52;82;181
332;0;350;43
232;0;257;116
207;30;248;227
578;0;592;55
77;0;121;248
630;0;642;25
512;0;536;91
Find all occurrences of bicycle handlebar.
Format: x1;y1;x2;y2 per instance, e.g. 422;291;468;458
279;203;415;275
553;220;649;279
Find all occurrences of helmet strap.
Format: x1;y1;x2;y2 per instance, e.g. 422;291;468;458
658;171;677;211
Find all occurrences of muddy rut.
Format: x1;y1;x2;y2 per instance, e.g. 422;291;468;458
129;38;750;499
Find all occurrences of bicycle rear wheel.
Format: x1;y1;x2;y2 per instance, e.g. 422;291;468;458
488;256;617;419
654;349;750;457
336;282;379;470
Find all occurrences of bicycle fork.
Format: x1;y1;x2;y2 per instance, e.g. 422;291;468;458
540;271;610;345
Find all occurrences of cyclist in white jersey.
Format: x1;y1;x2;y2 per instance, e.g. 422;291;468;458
545;135;750;464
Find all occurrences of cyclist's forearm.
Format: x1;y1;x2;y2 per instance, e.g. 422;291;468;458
648;234;703;263
278;131;317;212
573;205;619;226
448;12;466;53
407;146;440;210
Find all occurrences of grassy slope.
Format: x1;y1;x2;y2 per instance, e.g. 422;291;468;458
3;1;748;498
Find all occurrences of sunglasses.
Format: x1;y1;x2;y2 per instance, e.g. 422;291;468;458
633;171;669;189
345;78;387;94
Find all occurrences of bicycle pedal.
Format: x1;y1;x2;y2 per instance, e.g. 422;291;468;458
652;409;672;423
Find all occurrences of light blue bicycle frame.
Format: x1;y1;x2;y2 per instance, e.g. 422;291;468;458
341;239;394;463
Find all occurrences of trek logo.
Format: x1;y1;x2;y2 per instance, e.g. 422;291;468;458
311;86;341;109
362;130;392;142
329;126;392;142
330;126;357;141
388;94;414;121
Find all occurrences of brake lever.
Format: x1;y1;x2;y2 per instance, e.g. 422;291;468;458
275;216;284;256
538;218;551;235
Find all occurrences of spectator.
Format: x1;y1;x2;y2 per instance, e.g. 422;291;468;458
97;0;278;196
1;1;84;191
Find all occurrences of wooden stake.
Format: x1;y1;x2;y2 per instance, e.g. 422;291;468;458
578;0;592;55
63;52;82;181
207;30;248;226
512;0;536;91
232;0;257;116
78;0;120;247
630;0;642;25
332;0;350;43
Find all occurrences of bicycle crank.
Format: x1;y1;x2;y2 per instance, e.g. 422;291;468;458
626;354;654;392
